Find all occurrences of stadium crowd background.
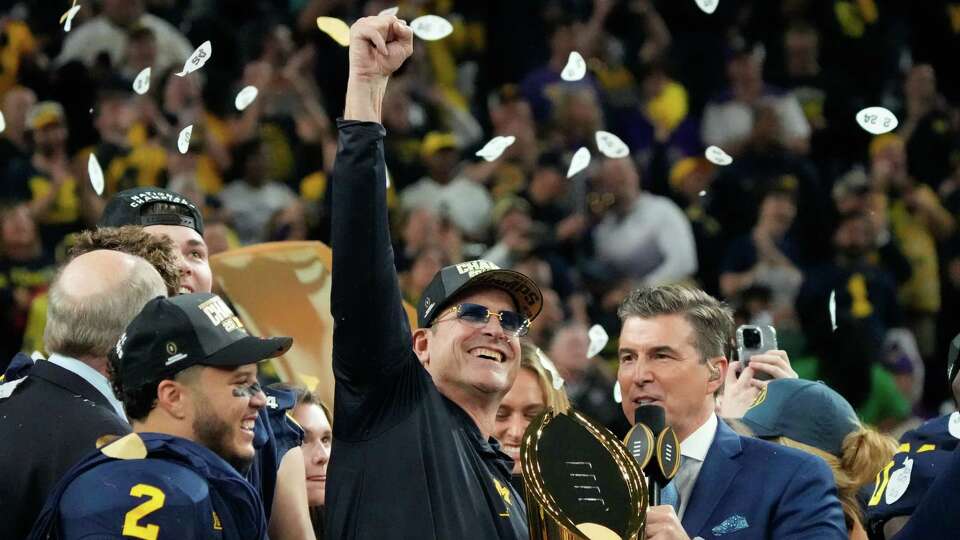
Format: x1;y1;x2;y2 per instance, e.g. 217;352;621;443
1;0;960;440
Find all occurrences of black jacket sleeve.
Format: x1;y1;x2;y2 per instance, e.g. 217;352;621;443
330;120;414;386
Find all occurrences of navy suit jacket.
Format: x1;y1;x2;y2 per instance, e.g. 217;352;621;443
680;419;847;539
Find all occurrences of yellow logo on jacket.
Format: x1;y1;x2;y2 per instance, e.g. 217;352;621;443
493;478;512;517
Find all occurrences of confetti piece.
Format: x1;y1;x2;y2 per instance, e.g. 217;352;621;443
949;412;960;439
316;17;350;47
595;130;630;159
379;6;399;17
133;67;151;95
698;190;707;197
87;153;104;196
705;145;733;166
695;0;719;14
60;2;81;32
567;146;591;178
856;106;899;135
828;290;837;331
560;51;586;81
567;146;590;178
410;15;453;41
535;348;565;390
177;125;193;154
175;41;212;77
234;86;259;111
0;110;5;134
587;324;609;358
613;381;622;403
474;135;516;162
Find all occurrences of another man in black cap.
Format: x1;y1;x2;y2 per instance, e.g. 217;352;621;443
98;186;315;540
30;293;292;540
326;14;542;540
99;186;211;295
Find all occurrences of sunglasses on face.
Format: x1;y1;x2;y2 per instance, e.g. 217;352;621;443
434;303;530;338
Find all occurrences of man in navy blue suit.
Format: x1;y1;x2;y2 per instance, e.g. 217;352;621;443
615;285;847;539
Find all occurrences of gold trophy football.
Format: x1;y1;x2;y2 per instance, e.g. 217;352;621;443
521;408;647;540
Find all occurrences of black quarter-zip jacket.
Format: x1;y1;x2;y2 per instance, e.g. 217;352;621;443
326;120;529;540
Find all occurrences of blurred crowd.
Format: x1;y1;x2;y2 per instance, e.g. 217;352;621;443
2;0;960;437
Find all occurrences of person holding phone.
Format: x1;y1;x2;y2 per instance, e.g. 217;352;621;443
615;284;845;539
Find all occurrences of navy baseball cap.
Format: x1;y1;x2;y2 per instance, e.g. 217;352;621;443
112;293;292;388
417;260;543;328
99;187;204;236
740;379;860;457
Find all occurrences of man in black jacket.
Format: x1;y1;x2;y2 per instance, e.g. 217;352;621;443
0;249;167;539
326;15;543;540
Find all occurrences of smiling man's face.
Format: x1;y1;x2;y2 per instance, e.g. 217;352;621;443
617;314;725;442
419;288;523;401
145;224;212;294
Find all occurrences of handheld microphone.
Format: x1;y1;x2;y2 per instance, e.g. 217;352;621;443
623;405;681;507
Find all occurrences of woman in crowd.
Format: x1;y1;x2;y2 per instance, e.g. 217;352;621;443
733;378;898;540
278;383;333;540
495;341;571;476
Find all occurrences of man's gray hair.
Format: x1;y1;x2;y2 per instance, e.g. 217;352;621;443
44;256;166;359
617;284;734;363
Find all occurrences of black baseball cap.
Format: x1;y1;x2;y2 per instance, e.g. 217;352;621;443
99;187;204;236
418;260;543;328
112;293;292;388
739;379;860;457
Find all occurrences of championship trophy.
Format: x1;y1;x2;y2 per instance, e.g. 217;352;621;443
521;408;647;540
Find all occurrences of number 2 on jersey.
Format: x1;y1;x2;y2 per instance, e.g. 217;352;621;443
122;483;166;539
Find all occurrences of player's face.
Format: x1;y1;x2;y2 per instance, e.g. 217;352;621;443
617;315;726;442
424;288;522;401
190;364;265;471
292;403;332;506
495;368;546;474
145;224;213;294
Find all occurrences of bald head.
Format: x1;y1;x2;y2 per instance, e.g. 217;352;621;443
45;249;166;362
59;250;161;298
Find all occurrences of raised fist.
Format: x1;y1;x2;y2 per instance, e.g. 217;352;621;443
349;15;414;82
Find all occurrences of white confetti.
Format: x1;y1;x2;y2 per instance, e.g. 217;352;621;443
234;86;259;111
613;381;622;403
175;41;212;77
885;457;913;505
856;106;899;135
177;125;193;154
0;377;26;399
87;153;104;196
698;190;707;197
587;324;609;358
316;17;350;47
0;110;5;134
567;146;591;178
133;67;151;95
828;290;837;331
595;130;630;159
535;348;565;390
379;6;399;17
410;15;453;41
60;2;81;32
695;0;719;14
949;412;960;439
474;135;516;162
560;51;586;82
705;145;733;166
